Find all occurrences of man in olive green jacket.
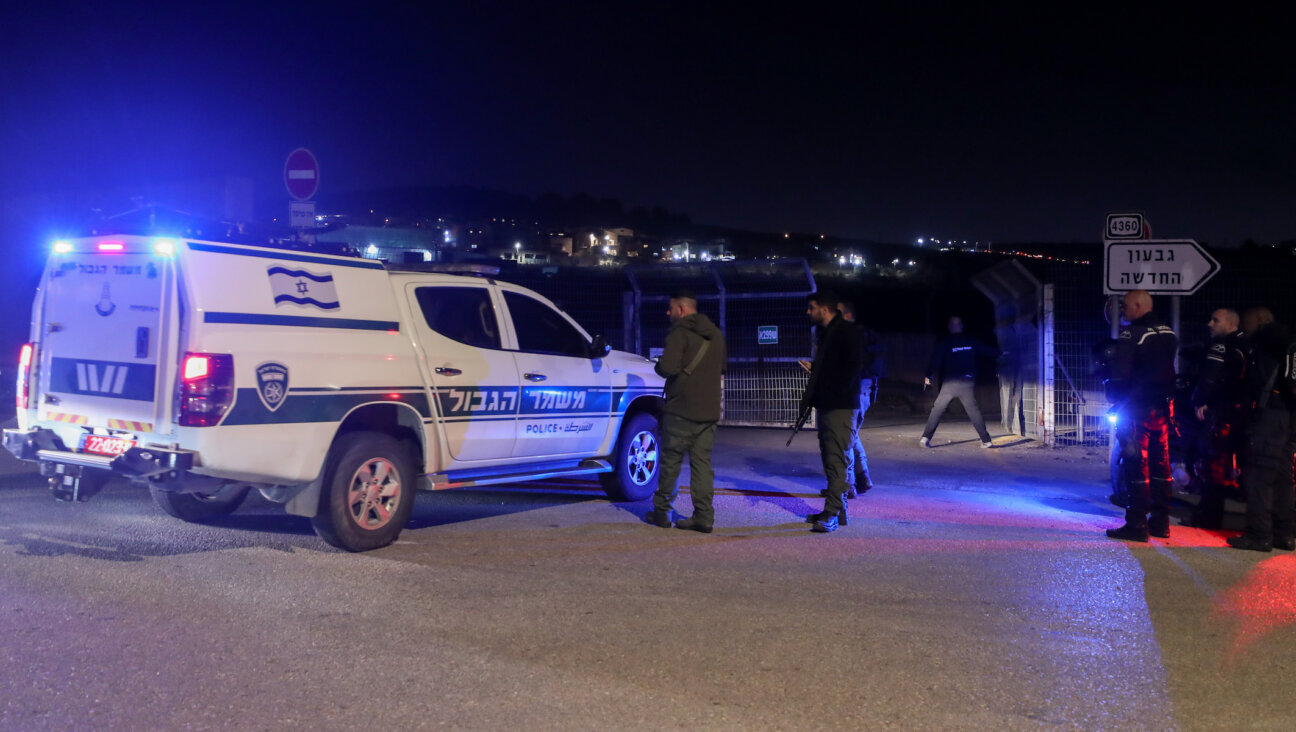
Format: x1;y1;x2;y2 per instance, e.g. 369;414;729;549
646;290;727;533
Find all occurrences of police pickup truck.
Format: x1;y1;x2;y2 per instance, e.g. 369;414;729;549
4;235;664;551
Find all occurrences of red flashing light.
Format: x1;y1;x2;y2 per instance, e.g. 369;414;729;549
16;343;34;410
183;355;210;381
387;393;401;400
178;352;234;426
96;240;126;252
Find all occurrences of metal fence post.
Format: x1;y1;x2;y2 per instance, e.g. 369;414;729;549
1042;283;1056;446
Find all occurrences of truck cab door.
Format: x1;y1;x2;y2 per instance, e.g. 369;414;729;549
406;283;517;462
499;290;612;458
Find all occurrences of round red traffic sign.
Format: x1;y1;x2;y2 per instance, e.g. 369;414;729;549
284;148;319;201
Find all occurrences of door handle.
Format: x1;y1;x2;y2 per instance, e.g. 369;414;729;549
524;373;547;382
435;367;462;376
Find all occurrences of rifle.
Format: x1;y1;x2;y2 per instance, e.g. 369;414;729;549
786;402;813;446
787;357;820;446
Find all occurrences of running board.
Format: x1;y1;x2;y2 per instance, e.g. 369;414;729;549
427;459;612;490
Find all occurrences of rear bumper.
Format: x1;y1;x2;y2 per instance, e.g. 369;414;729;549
3;427;195;481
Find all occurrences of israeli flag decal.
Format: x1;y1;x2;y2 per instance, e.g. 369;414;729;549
267;265;340;310
255;362;290;412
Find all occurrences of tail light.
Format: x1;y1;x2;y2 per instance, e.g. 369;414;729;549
16;343;34;410
178;353;234;427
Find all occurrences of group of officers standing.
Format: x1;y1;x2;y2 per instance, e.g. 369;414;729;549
1105;289;1296;551
642;285;1296;547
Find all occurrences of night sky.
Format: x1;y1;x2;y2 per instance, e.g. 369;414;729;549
4;3;1294;245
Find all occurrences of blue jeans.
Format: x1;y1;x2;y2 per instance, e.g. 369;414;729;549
846;379;874;488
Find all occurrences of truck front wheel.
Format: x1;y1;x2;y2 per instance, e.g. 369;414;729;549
312;432;417;552
599;412;660;502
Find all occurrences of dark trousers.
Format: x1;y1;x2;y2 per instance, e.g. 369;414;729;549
652;413;718;524
1194;415;1239;525
1240;408;1296;542
1120;405;1173;526
922;378;990;442
818;408;857;516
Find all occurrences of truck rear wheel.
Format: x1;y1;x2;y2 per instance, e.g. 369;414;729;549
149;484;250;522
599;412;660;501
312;432;416;552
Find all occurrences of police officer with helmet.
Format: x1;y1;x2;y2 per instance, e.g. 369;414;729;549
1105;289;1178;542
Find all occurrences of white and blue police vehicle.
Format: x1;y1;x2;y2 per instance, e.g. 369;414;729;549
4;234;664;551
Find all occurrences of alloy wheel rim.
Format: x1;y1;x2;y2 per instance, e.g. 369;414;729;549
347;458;402;529
626;430;659;485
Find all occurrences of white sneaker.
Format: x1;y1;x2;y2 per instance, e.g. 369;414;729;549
919;437;930;448
981;440;993;448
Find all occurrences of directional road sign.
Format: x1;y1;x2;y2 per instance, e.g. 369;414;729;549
284;148;319;201
1103;239;1220;295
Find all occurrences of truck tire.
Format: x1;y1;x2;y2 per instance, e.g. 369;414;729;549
311;432;416;552
599;412;660;502
149;484;250;522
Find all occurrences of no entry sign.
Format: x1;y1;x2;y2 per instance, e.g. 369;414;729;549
284;148;319;201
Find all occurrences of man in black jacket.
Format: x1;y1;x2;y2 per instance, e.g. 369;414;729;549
1186;308;1246;529
798;291;861;534
1106;290;1178;542
920;316;998;448
1227;307;1296;552
646;290;727;533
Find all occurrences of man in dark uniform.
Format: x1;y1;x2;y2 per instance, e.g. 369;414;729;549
798;291;861;534
1227;307;1296;552
645;290;727;533
837;300;883;496
1106;290;1178;542
1186;308;1246;529
920;316;998;448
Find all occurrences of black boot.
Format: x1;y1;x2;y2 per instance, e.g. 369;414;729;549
811;515;839;533
1226;534;1273;552
1105;522;1149;542
643;509;672;528
674;516;713;534
805;503;848;527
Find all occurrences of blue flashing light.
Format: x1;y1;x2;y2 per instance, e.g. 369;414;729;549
1106;411;1119;426
152;238;177;256
52;240;73;254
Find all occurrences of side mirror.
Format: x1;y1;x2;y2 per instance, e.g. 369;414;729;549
589;334;612;359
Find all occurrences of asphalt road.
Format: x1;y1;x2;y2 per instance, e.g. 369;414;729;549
1;418;1293;730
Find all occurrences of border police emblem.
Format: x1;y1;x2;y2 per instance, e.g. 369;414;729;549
255;362;290;412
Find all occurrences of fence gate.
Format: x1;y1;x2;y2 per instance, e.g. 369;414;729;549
626;259;817;427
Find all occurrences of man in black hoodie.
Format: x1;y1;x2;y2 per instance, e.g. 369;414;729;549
1105;290;1178;542
799;291;861;534
646;290;727;533
1227;307;1296;552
